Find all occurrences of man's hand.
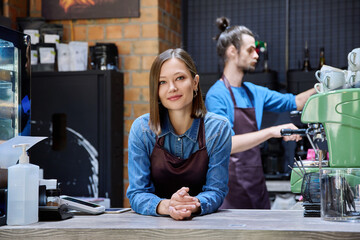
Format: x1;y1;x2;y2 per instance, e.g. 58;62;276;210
269;123;302;142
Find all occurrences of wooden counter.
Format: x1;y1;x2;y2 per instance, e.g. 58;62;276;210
1;209;360;239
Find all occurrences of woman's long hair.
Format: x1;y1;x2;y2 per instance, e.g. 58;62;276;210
149;48;207;135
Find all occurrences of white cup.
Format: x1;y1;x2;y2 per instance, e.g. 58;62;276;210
348;48;360;71
344;70;360;88
314;82;328;93
320;64;343;73
315;70;346;90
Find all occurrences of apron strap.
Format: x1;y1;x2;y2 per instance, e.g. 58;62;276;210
197;118;205;149
221;74;254;108
221;75;238;107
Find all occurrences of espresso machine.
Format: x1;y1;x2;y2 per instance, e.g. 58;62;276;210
285;87;360;219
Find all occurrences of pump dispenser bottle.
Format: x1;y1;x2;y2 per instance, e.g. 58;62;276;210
7;143;39;225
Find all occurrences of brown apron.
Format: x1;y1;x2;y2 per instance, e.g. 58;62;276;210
220;75;270;209
150;118;209;199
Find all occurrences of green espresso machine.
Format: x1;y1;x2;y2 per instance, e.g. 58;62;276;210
290;88;360;191
286;88;360;219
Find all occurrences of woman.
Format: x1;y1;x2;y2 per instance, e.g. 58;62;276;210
127;48;231;220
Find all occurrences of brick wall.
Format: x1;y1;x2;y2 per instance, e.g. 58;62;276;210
19;0;181;207
3;0;28;29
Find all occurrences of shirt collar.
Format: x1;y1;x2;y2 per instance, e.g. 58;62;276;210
159;113;200;143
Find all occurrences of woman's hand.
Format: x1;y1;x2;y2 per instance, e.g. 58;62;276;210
168;187;200;220
156;187;201;220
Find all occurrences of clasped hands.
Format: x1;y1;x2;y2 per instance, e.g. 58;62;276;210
157;187;201;220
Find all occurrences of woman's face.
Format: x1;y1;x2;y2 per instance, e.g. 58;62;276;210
158;58;198;114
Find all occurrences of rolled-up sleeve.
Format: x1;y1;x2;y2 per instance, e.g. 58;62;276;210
126;117;162;216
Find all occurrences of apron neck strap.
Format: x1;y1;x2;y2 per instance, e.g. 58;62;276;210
221;74;238;107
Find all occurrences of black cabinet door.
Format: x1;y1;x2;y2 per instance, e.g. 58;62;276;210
30;70;123;207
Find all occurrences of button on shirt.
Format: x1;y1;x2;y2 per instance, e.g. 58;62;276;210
126;112;232;216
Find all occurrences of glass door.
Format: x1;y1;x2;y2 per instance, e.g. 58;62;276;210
0;26;30;144
0;38;19;142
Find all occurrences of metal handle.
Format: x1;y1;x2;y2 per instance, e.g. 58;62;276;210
280;128;306;136
290;110;302;117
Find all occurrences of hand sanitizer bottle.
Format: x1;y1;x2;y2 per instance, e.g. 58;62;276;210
7;143;39;225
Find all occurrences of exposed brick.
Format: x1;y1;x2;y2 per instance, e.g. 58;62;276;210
142;55;156;70
117;57;122;71
158;0;166;10
12;0;26;8
34;0;41;12
96;18;129;24
123;194;130;207
174;5;181;20
124;55;141;70
123;72;130;86
123;150;128;165
73;26;86;41
124;87;142;101
133;72;149;86
142;23;158;38
132;7;158;23
141;88;150;102
124;24;141;39
75;19;91;25
159;25;166;40
165;0;171;13
124;103;132;117
88;40;96;46
134;40;159;54
116;41;132;55
123;165;128;180
62;25;72;42
106;25;122;39
142;0;158;7
123;135;129;150
123;199;130;208
133;103;150;117
88;25;104;40
159;41;171;53
124;119;134;133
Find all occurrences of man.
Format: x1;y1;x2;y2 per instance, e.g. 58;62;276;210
205;17;316;209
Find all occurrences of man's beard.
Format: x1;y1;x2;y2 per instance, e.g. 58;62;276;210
243;65;256;74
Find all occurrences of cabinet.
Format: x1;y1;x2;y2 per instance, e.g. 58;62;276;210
287;70;317;94
29;70;123;207
243;70;279;91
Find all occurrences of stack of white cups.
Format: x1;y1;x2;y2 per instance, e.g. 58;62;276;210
344;48;360;88
314;48;360;93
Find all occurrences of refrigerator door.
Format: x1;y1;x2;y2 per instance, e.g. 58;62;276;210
0;26;31;143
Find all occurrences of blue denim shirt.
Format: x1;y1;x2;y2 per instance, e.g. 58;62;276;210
126;112;231;216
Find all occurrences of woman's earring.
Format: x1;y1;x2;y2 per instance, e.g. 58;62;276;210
193;89;198;98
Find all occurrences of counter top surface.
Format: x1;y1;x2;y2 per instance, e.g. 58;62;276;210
1;209;360;239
